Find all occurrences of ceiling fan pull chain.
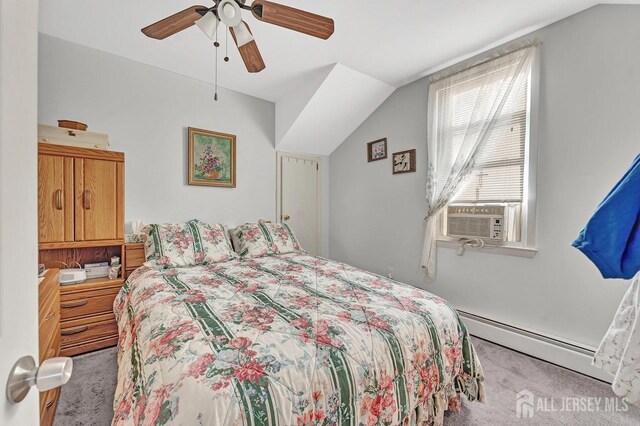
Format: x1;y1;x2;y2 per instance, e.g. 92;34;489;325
224;28;230;63
214;23;219;101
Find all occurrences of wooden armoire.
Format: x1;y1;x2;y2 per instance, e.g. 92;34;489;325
38;143;124;247
37;142;125;425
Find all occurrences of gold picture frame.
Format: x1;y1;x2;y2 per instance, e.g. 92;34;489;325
188;127;236;188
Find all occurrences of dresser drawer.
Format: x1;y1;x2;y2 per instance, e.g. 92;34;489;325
39;309;60;362
61;315;117;348
41;338;60;363
39;284;58;321
60;289;119;321
39;387;60;426
39;303;58;337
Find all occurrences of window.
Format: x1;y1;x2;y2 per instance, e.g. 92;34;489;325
436;48;537;247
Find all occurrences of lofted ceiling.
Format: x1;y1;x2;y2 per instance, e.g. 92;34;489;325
38;0;624;103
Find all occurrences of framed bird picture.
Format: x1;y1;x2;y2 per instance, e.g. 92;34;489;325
392;149;416;174
367;138;387;162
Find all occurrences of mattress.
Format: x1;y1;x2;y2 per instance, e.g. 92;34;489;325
112;252;485;425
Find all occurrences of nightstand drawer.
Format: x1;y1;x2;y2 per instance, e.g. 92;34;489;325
125;245;145;267
60;289;119;321
61;314;117;348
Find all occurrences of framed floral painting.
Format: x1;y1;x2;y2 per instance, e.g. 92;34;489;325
188;127;236;188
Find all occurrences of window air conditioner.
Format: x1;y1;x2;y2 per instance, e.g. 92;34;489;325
447;205;504;241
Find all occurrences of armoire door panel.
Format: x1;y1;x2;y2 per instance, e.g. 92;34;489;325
38;155;74;242
80;159;118;241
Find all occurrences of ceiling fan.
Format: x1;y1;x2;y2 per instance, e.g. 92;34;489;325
141;0;335;73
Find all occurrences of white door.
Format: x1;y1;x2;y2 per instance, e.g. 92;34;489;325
279;153;319;255
1;0;40;423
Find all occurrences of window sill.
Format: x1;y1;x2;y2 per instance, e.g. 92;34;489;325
436;239;538;258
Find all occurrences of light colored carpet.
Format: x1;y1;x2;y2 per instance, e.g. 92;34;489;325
55;338;640;425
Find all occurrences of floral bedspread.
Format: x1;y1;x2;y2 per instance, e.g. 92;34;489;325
112;253;485;426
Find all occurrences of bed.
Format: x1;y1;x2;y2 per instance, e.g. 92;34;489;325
111;250;485;425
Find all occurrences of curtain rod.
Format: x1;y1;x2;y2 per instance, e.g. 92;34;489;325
429;39;541;84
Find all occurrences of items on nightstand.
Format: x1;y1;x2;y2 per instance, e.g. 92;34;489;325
59;262;87;285
109;256;121;280
84;262;110;279
126;220;146;243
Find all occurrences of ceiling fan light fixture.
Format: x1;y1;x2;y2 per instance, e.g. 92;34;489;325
232;22;254;47
195;11;219;39
217;0;242;27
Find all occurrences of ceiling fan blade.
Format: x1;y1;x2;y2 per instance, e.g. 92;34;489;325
250;0;334;40
142;6;208;40
229;21;266;73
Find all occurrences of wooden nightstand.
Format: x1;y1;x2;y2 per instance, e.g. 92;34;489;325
124;243;145;279
39;269;60;426
59;276;124;357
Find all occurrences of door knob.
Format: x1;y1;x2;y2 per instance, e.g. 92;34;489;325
6;355;73;403
283;215;290;221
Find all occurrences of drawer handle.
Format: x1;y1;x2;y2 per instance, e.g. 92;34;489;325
61;300;88;308
61;326;88;336
43;311;55;322
45;399;55;409
55;189;63;210
84;190;91;210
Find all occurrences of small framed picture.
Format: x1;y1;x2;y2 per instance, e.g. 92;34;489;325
367;138;387;162
392;149;416;174
188;127;236;188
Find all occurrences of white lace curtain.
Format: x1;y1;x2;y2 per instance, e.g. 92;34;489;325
421;46;536;280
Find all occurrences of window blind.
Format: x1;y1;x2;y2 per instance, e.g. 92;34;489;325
439;61;530;204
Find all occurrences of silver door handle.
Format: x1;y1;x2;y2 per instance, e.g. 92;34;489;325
6;356;73;403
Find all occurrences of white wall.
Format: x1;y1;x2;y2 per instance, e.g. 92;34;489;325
39;34;276;229
329;5;640;349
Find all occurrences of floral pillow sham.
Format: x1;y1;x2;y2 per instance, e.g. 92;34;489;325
230;222;302;258
143;220;237;268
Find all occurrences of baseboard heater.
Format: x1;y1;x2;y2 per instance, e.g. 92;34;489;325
457;310;612;383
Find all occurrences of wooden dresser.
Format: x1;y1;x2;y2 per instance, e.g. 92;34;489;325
39;269;60;426
59;277;122;356
37;143;125;358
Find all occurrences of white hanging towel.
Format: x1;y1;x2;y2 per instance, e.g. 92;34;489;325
593;271;640;405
